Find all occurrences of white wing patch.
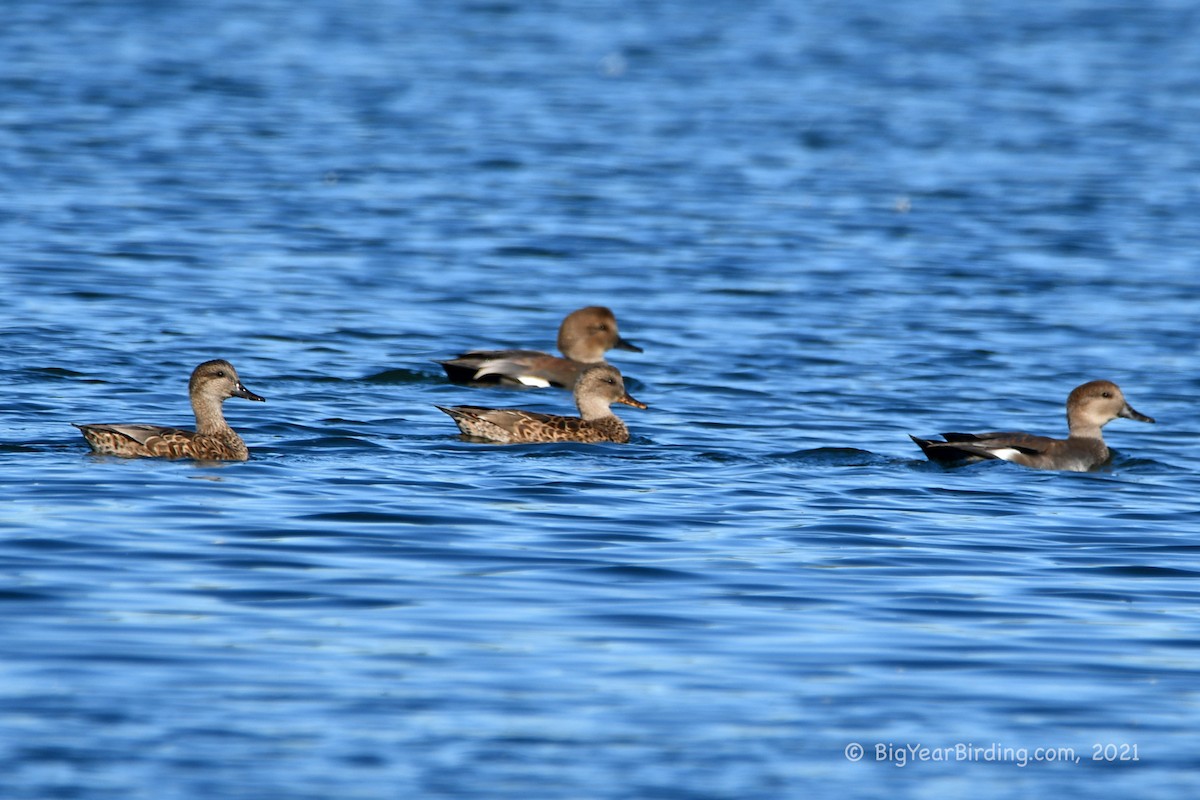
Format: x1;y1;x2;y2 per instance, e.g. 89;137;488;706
987;448;1023;462
472;363;552;387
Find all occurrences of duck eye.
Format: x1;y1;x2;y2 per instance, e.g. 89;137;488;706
216;370;226;378
1101;391;1111;398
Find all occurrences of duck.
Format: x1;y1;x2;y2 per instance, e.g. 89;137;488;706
437;306;642;388
74;359;265;461
910;379;1154;471
436;363;646;443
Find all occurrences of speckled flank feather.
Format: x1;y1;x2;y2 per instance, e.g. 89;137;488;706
74;423;252;461
437;363;645;444
910;380;1153;472
74;359;265;462
437;406;633;444
437;306;642;388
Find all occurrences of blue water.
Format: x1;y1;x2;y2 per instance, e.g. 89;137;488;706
3;1;1199;797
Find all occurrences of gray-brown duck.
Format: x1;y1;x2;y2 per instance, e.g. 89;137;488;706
437;306;641;389
74;359;265;461
910;380;1153;471
437;363;646;443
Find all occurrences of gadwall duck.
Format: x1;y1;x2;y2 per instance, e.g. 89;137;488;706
910;380;1154;471
437;363;646;443
437;306;642;388
74;359;265;461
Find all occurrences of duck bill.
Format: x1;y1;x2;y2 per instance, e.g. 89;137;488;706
1119;403;1153;423
615;336;643;353
617;391;647;410
234;383;266;402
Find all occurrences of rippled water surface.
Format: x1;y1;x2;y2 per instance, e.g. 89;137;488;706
3;1;1199;798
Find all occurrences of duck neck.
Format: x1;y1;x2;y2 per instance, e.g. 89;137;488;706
192;395;231;436
1067;420;1104;440
576;396;614;421
561;336;606;362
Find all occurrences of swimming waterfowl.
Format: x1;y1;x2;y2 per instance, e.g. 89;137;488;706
437;306;642;388
437;363;646;443
74;359;265;461
910;380;1154;471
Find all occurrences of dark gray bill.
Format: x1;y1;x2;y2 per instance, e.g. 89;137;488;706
1119;403;1153;423
615;337;643;353
235;383;266;402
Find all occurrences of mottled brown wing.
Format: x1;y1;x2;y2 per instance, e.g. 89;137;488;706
76;423;186;457
75;423;246;460
437;406;628;444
